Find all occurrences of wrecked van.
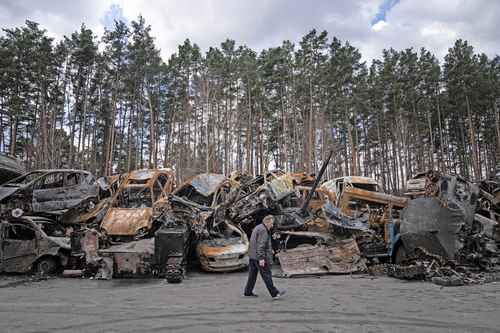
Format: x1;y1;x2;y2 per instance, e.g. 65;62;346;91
0;216;70;274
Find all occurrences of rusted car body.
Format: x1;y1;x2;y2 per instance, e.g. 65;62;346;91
229;172;299;229
276;231;366;276
319;176;408;261
0;154;25;185
0;169;98;217
98;238;155;277
172;173;250;273
197;221;249;272
174;173;232;207
100;169;175;242
322;176;407;218
0;216;70;273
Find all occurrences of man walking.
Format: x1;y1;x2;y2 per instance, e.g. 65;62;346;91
244;215;286;299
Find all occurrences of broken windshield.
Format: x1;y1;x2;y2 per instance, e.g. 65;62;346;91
5;171;46;186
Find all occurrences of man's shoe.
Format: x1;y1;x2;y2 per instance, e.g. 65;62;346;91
243;293;258;297
272;289;287;300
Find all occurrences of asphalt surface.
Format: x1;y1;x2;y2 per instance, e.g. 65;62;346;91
1;271;499;333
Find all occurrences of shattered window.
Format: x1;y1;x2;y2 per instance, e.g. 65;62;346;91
352;183;378;192
117;187;153;208
129;179;149;185
157;175;168;187
6;171;45;185
153;180;164;200
6;224;36;240
37;222;65;237
66;173;81;186
34;173;65;190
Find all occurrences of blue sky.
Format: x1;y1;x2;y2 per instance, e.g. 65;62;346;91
371;0;400;25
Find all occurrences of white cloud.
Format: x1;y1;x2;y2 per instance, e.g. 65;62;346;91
371;20;389;32
0;0;498;64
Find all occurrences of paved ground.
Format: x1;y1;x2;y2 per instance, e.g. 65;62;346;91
1;271;500;333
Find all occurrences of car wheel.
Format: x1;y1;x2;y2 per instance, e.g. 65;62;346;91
35;257;58;275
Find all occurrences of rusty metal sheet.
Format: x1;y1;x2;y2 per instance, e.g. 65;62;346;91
339;187;408;217
277;238;366;277
179;173;227;197
101;208;152;236
268;174;294;199
99;238;155;276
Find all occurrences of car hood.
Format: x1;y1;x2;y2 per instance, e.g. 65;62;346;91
101;208;153;236
197;238;248;257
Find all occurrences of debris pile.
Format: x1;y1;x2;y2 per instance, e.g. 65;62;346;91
389;171;500;286
1;163;498;287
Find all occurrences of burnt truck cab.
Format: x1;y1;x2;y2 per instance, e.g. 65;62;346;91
0;216;70;274
0;169;98;217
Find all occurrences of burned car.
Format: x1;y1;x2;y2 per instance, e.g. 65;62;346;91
0;215;70;274
320;176;408;261
0;169;99;218
196;221;249;272
172;173;249;273
229;172;300;231
100;169;175;242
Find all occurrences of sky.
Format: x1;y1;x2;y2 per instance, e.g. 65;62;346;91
0;0;498;64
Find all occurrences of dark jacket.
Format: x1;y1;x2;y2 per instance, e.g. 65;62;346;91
248;223;273;264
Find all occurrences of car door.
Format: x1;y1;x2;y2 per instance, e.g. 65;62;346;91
61;171;98;208
32;172;67;212
1;222;38;273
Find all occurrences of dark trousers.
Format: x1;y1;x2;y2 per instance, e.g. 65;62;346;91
244;259;279;297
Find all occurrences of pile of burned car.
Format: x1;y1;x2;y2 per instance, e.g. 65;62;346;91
1;162;499;287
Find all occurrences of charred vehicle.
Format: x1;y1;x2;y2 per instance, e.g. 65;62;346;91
100;169;175;242
0;170;99;220
229;172;301;232
0;154;25;185
401;172;479;259
172;173;248;274
196;221;249;272
174;173;230;207
388;171;500;285
319;176;408;261
0;216;70;274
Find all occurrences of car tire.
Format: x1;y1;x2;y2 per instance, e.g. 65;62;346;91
35;257;58;275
